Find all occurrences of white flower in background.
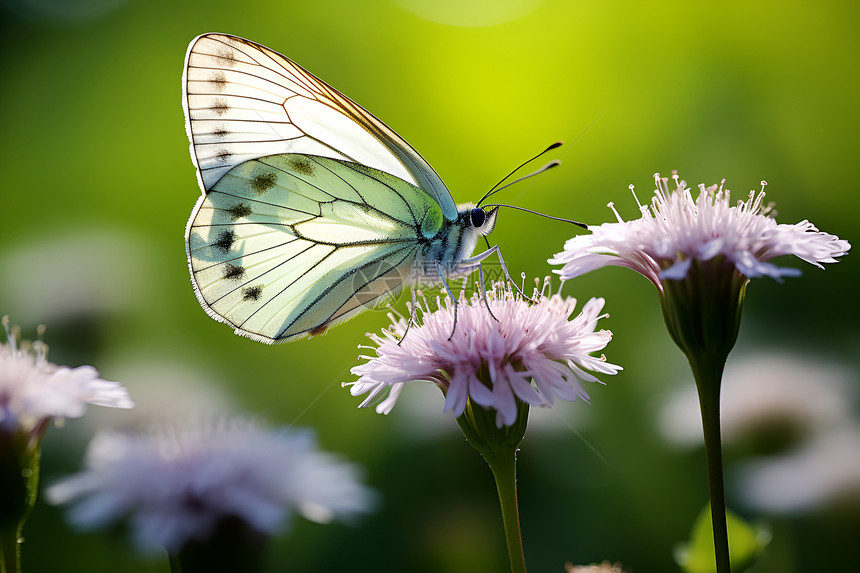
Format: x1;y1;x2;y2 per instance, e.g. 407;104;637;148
348;281;621;428
550;172;850;288
47;418;375;553
0;317;133;442
565;561;626;573
1;316;133;573
735;427;860;514
658;353;855;450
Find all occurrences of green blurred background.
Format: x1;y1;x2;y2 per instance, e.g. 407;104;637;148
1;0;858;571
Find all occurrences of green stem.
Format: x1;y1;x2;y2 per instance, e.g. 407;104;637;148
659;263;746;573
168;551;182;573
482;447;527;573
0;527;20;573
456;395;529;573
691;358;731;573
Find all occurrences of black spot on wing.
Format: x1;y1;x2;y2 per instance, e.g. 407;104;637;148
211;71;227;91
289;157;314;176
214;46;236;66
214;230;236;254
213;126;229;138
242;285;262;301
226;203;252;220
223;263;245;280
216;149;231;163
212;98;229;115
251;172;277;195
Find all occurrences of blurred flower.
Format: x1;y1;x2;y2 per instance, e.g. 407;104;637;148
658;353;855;452
1;316;133;445
47;418;375;554
550;172;850;289
348;281;621;427
735;427;860;514
1;316;133;571
565;561;626;573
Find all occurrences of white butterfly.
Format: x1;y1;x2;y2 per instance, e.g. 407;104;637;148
182;33;549;344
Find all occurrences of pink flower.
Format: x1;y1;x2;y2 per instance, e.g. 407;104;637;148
550;172;850;289
1;317;133;440
348;282;621;427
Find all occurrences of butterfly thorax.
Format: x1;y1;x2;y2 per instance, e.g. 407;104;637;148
414;204;497;281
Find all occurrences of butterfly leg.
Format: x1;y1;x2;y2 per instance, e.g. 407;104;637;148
490;246;536;302
442;254;497;325
475;262;499;322
434;260;462;340
456;246;535;302
397;284;420;346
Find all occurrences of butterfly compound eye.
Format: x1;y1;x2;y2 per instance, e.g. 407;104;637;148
470;208;486;228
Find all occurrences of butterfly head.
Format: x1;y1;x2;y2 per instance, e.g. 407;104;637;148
468;206;498;237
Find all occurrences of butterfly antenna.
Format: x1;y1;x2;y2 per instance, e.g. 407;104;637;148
479;159;566;206
481;203;587;229
476;141;562;207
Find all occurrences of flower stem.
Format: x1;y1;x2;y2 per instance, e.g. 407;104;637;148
1;429;42;573
691;357;731;573
482;447;527;573
0;527;20;573
167;551;182;573
456;397;530;573
659;263;746;573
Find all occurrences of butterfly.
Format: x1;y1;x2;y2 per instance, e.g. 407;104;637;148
182;33;564;344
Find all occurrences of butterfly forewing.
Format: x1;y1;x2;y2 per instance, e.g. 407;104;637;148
186;154;444;342
183;33;457;220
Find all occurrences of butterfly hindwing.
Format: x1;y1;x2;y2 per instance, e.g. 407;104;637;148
182;33;458;221
186;153;446;343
